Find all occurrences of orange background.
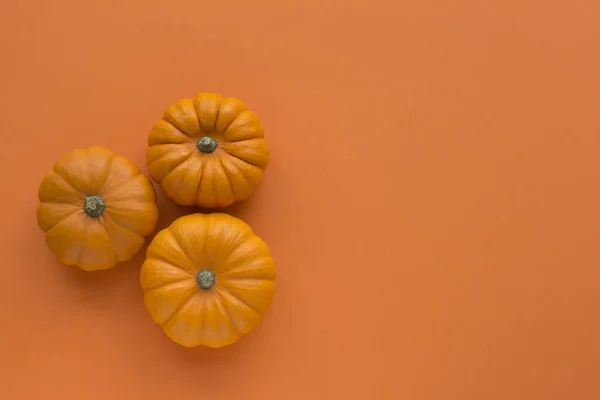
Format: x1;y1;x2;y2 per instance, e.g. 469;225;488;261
1;1;600;399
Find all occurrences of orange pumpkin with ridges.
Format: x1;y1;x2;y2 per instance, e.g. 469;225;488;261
146;92;269;208
37;146;159;271
140;213;275;348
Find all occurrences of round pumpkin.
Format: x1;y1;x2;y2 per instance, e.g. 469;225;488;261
140;213;275;348
146;92;269;208
37;146;159;271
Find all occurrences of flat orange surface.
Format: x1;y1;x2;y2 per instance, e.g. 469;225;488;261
1;1;600;399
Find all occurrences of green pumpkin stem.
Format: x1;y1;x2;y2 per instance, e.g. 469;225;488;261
196;269;216;290
84;195;105;218
197;137;217;153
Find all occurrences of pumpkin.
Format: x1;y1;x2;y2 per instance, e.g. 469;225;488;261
146;92;270;208
37;146;159;271
140;213;275;348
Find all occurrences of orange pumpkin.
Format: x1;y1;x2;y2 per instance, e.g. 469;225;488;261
140;213;275;348
146;92;270;208
37;146;159;271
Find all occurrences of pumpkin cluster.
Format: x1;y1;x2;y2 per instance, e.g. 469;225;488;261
36;93;275;348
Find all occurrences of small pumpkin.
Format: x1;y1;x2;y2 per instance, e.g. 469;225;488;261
37;146;159;271
146;92;269;208
140;213;275;348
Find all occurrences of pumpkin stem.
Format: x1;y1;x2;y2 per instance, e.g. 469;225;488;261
84;195;105;218
197;137;217;153
196;269;216;290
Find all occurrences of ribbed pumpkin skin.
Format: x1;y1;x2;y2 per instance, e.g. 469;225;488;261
140;213;276;348
37;146;159;271
146;92;269;208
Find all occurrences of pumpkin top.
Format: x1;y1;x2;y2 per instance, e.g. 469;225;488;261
37;146;159;271
140;213;276;348
146;92;270;208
